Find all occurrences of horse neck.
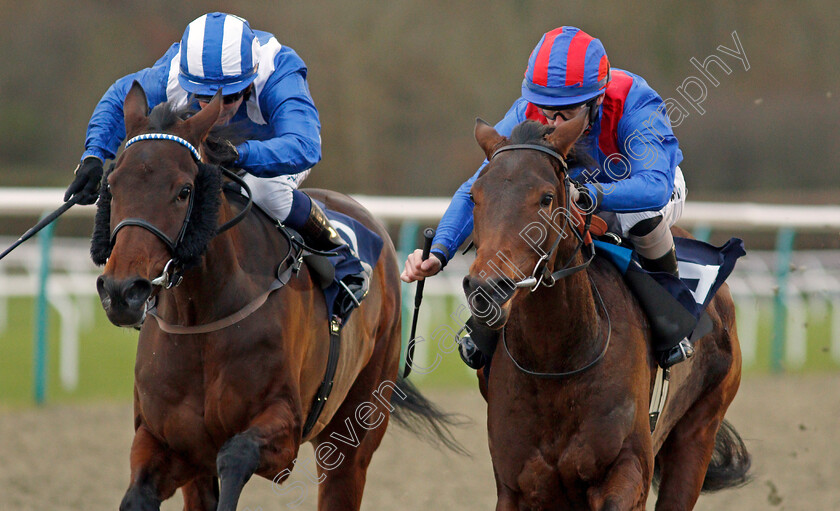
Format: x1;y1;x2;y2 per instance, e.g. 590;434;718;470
510;252;601;369
161;198;252;325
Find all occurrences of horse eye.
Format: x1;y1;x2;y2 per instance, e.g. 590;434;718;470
469;192;476;203
540;193;554;207
177;185;192;201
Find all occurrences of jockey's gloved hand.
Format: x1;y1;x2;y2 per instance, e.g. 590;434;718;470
64;156;104;204
569;182;595;213
205;136;239;169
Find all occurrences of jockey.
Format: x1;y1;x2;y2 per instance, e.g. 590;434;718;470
65;12;368;300
401;26;692;369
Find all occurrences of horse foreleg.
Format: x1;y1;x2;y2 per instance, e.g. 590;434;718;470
587;443;652;511
313;430;382;511
120;425;196;511
181;476;219;511
653;404;724;511
216;404;300;511
494;485;519;511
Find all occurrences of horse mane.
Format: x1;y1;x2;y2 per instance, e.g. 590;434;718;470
148;102;189;131
509;120;553;145
505;120;600;174
145;101;256;166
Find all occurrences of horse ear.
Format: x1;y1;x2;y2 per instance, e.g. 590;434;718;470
475;118;505;159
183;90;222;145
124;81;150;137
545;109;589;157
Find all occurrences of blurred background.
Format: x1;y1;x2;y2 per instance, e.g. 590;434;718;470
1;1;839;201
0;3;839;509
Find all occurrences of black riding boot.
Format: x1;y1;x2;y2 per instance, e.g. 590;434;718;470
458;334;487;370
640;246;695;368
298;199;345;252
297;199;371;307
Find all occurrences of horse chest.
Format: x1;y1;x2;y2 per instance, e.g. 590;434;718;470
491;387;638;503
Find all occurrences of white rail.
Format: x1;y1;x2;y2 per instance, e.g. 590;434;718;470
1;188;839;391
3;188;840;229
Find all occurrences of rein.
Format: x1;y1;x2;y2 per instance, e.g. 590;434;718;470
490;143;595;292
501;274;611;379
145;229;299;335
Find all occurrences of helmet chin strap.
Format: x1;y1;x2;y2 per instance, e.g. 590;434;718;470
583;96;602;133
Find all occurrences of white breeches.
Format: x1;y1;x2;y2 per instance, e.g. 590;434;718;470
599;166;686;237
241;169;311;222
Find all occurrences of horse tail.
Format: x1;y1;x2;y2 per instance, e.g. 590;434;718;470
388;376;470;456
700;419;752;492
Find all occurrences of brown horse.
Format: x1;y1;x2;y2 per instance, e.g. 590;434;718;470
463;112;749;510
94;83;459;511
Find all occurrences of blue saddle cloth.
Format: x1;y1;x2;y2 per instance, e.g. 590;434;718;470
594;237;746;345
318;201;384;317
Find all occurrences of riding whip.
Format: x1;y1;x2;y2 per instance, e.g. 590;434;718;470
0;194;84;262
403;228;435;378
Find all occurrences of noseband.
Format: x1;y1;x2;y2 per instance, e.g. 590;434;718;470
489;143;595;292
109;133;252;288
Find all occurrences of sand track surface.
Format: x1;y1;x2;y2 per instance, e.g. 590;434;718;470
1;375;838;510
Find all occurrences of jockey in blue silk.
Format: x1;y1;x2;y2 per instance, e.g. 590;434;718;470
66;13;367;295
401;26;693;368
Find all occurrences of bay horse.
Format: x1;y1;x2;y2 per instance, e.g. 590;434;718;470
94;83;459;510
464;112;750;510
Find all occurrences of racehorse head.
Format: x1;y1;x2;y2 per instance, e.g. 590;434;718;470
94;82;223;327
463;112;589;329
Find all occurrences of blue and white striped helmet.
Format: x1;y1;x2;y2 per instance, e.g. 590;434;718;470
178;13;260;96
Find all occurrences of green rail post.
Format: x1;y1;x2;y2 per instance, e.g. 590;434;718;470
34;217;56;405
692;223;712;243
771;227;796;373
397;221;420;374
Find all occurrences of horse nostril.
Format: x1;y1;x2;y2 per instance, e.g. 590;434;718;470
123;278;153;308
463;276;476;296
96;275;112;309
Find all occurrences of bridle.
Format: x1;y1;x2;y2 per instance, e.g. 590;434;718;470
484;142;610;379
109;133;252;288
489;143;595;293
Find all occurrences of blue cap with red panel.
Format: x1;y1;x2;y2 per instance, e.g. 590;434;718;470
522;27;611;108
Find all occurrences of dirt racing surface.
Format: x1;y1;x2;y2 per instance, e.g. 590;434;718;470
1;374;838;510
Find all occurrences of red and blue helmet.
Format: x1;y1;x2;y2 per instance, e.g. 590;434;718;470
522;27;611;108
178;13;260;96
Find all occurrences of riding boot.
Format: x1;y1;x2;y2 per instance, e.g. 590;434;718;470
298;199;345;252
458;334;487;370
297;198;371;308
639;246;695;368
